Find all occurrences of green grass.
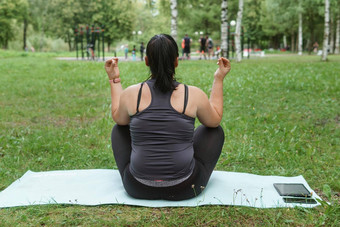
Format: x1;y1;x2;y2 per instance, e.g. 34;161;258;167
0;52;339;226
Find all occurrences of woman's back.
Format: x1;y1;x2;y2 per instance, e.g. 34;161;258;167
129;79;195;181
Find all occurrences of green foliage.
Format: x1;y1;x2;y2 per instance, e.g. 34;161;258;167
93;0;136;45
243;0;265;42
0;54;339;225
178;0;221;38
2;0;340;54
0;0;28;48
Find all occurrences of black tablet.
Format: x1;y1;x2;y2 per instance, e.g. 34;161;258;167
283;197;317;204
274;183;312;197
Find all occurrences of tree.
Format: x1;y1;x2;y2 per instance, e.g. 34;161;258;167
322;0;330;61
221;0;228;57
329;11;335;53
303;0;324;54
298;1;303;55
170;0;178;41
93;0;135;52
235;0;244;62
242;0;265;49
46;0;135;52
47;0;97;51
0;0;27;49
335;11;340;54
18;0;29;50
329;0;340;54
259;0;293;49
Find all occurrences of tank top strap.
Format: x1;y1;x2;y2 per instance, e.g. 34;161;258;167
182;84;188;114
136;82;144;113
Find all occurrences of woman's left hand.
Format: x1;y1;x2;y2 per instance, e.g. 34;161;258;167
105;57;120;80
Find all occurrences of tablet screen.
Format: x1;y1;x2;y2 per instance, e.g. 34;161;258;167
274;183;311;197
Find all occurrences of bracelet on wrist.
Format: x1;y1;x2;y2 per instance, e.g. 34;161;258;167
109;78;121;84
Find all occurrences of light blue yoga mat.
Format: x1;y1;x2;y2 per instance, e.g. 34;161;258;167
0;169;322;208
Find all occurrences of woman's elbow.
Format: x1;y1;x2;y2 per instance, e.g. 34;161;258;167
202;118;222;128
207;122;221;128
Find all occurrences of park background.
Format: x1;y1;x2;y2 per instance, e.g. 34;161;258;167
1;0;339;226
1;0;339;57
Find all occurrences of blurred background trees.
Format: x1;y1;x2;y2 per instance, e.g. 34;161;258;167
0;0;338;55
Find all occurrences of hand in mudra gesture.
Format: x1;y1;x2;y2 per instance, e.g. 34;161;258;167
105;57;120;80
214;57;231;80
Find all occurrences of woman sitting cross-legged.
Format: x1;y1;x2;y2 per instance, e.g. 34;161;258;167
105;34;231;201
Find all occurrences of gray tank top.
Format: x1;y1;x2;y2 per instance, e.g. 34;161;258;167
129;79;195;181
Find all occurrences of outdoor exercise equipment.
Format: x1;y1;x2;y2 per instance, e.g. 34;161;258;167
74;25;105;61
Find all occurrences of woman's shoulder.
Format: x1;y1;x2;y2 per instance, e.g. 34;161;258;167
125;83;143;91
176;84;207;104
187;85;206;96
121;83;143;97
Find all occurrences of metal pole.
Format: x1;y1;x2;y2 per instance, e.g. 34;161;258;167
227;25;230;59
86;25;90;60
248;36;250;59
241;26;244;59
75;27;78;60
102;28;105;61
80;27;84;60
232;34;234;59
97;27;100;60
91;25;95;60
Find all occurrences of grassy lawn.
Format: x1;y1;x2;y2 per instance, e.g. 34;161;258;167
0;51;339;226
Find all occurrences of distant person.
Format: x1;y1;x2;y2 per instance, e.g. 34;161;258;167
105;34;230;200
199;35;207;60
215;46;221;58
124;45;129;59
182;34;192;60
181;39;185;60
140;42;145;61
132;45;136;61
313;42;319;53
207;36;214;59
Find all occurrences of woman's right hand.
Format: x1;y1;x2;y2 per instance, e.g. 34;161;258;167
105;57;120;80
214;57;231;80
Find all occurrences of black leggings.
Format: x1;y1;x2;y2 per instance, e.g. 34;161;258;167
111;124;224;201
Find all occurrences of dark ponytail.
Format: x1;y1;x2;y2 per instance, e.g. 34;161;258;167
146;34;179;93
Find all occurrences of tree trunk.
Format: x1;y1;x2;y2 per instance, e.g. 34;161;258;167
308;16;315;54
283;35;287;48
235;0;244;62
4;31;9;49
322;0;330;61
335;13;340;54
291;32;295;52
170;0;178;42
296;33;299;52
23;18;28;51
67;32;72;52
298;12;303;55
306;38;311;54
329;12;334;54
220;0;228;58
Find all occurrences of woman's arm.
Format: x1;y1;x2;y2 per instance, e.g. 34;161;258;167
105;58;130;125
196;57;231;127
